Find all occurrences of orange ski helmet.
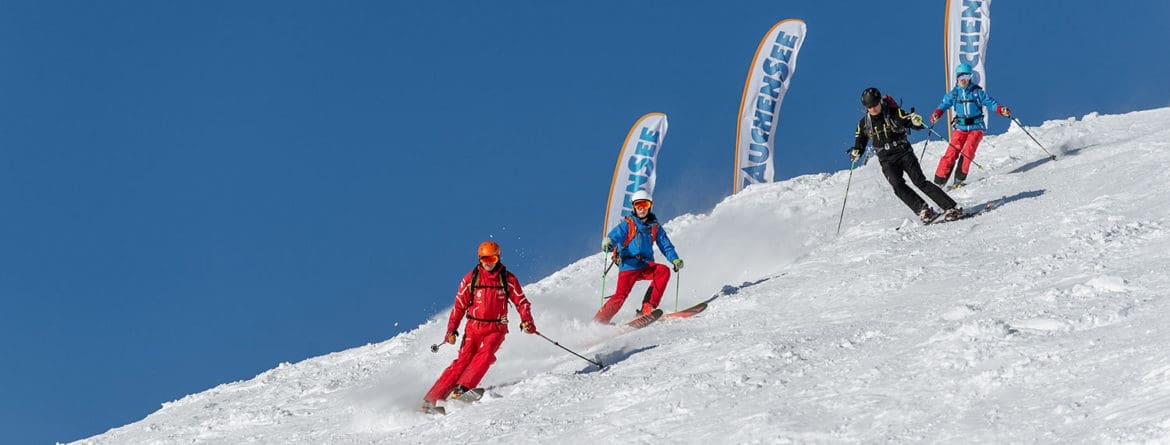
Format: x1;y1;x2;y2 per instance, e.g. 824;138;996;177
477;241;501;258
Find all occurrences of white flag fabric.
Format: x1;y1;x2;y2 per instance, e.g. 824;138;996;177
603;113;669;238
945;0;992;134
734;18;806;195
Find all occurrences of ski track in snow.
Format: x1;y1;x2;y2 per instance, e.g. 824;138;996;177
75;108;1170;444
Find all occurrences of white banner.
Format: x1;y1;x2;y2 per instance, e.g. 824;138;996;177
945;0;992;134
603;113;668;237
734;18;806;195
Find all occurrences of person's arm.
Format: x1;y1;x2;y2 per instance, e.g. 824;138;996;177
507;272;535;333
931;89;956;123
976;89;1009;117
445;273;472;338
852;117;869;151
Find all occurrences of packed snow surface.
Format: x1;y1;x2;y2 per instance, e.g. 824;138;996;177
78;108;1170;443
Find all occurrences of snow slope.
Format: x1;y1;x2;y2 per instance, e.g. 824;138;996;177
76;108;1170;444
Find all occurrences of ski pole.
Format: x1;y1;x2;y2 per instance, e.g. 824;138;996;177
928;127;984;170
836;157;858;236
1011;116;1057;160
674;269;680;312
599;254;608;301
430;332;456;353
600;256;615;301
919;121;937;160
535;331;604;369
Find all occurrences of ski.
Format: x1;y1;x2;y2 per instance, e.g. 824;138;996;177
663;302;708;320
623;308;663;330
452;387;486;403
896;199;999;230
925;200;999;225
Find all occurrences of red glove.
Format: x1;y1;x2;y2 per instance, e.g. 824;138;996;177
520;320;536;334
997;105;1011;117
445;330;458;344
930;109;944;123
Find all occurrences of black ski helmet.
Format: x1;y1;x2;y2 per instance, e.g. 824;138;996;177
861;87;882;108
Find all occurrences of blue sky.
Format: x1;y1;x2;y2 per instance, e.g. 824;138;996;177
1;1;1166;443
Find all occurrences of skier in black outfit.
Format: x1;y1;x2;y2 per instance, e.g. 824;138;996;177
849;87;962;223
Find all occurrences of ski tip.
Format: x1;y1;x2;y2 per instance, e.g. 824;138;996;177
623;308;664;329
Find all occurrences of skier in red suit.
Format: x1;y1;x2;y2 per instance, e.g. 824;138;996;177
421;241;535;413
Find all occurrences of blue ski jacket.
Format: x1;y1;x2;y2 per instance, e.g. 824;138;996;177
935;83;1001;132
606;213;680;272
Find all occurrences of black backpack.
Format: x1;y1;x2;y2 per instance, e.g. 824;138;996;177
469;264;509;296
863;95;910;139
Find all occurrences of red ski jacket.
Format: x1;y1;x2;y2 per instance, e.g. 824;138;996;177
446;264;533;335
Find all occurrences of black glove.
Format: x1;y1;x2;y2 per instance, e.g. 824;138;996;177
846;147;863;162
907;112;926;129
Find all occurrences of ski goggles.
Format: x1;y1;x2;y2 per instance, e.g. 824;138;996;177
631;200;652;211
479;255;499;266
956;73;972;82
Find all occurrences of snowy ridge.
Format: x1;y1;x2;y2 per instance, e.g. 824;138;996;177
77;108;1170;444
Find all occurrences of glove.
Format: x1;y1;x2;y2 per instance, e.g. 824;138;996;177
602;238;613;253
672;258;684;272
997;105;1011;117
445;330;458;344
520;320;536;334
908;112;925;129
930;109;944;124
846;147;863;162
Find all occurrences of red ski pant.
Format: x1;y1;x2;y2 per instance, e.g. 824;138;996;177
593;263;671;324
934;129;984;183
423;326;505;403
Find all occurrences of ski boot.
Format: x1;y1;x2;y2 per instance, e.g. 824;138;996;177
918;207;939;224
636;302;656;317
943;207;963;221
449;384;469;400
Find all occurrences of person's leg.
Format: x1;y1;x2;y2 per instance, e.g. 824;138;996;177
882;158;927;212
422;332;480;402
455;331;506;389
904;153;957;210
934;130;969;185
644;263;672;309
593;269;641;323
955;130;984;182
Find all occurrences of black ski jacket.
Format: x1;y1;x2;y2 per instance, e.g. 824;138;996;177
852;104;924;160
